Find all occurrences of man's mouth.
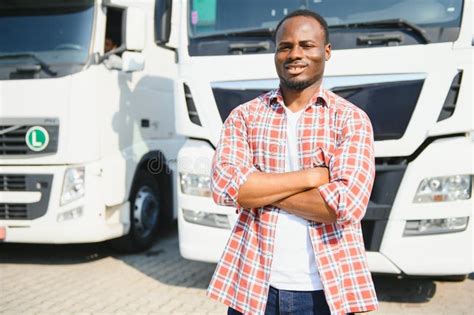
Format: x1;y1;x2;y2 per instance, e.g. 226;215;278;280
285;63;307;75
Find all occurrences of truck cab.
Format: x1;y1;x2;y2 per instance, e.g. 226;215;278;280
0;0;183;251
165;0;473;277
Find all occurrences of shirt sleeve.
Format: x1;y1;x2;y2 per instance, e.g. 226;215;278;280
317;109;376;225
210;106;258;207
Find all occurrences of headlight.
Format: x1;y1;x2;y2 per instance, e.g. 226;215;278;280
180;173;211;197
413;175;471;203
61;167;85;205
182;209;230;229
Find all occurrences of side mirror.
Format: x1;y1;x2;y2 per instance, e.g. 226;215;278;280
121;51;145;72
124;7;146;51
154;0;172;45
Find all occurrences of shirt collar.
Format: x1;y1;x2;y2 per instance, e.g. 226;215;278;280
266;85;329;110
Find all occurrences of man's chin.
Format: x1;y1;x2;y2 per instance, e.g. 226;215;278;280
282;78;312;91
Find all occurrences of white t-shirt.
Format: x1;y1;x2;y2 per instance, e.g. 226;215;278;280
269;106;323;291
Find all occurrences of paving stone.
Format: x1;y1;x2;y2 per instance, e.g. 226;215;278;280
0;226;472;315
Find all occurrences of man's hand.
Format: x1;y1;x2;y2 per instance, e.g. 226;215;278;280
303;167;330;188
272;166;336;224
236;167;327;209
236;166;330;209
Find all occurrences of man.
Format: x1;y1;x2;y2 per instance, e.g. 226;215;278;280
103;36;122;70
207;9;378;315
104;37;118;53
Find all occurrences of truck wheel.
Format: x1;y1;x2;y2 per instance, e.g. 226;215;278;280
108;170;161;253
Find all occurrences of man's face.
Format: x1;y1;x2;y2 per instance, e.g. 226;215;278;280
104;38;117;53
275;16;331;91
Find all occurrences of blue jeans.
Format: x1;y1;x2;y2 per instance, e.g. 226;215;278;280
228;286;333;315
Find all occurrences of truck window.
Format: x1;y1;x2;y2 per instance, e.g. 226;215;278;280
104;7;123;54
188;0;464;56
0;0;94;80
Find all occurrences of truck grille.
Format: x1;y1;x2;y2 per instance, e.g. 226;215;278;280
0;174;53;220
361;158;407;251
0;126;29;155
0;174;27;191
0;125;59;156
212;75;425;141
0;204;28;220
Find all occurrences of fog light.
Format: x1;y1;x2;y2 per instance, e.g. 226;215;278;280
404;217;468;236
182;209;230;229
413;175;471;203
57;207;83;222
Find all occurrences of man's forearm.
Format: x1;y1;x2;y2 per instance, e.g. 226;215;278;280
273;188;337;224
237;168;327;209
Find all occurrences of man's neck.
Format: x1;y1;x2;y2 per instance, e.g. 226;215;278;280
281;82;322;112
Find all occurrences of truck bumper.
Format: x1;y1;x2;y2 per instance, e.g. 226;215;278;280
0;162;130;244
178;201;238;263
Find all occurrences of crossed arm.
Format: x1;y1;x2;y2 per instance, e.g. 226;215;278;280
211;105;375;226
237;168;337;224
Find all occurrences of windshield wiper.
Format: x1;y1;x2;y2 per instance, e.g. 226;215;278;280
329;19;430;44
191;27;274;39
0;52;57;76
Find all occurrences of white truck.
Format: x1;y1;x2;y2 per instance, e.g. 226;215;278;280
0;0;184;252
168;0;474;278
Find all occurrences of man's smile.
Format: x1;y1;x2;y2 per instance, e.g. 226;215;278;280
284;63;308;75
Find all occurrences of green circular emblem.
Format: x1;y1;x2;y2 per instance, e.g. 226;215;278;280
25;126;50;152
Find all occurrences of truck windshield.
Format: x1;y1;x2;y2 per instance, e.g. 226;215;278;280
0;0;94;80
188;0;463;55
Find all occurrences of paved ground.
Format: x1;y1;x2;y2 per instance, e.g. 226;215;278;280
1;224;473;315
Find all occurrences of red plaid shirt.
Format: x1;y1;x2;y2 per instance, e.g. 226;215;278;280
207;87;378;314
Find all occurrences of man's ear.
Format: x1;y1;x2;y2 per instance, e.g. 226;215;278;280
325;43;332;61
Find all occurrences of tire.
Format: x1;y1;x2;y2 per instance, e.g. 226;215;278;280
108;170;162;253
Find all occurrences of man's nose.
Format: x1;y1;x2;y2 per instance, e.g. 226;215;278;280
288;45;304;59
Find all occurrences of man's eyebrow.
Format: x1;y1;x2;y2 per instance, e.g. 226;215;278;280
299;40;317;44
277;39;318;46
277;40;292;46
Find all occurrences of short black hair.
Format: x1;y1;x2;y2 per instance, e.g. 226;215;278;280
274;9;329;44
